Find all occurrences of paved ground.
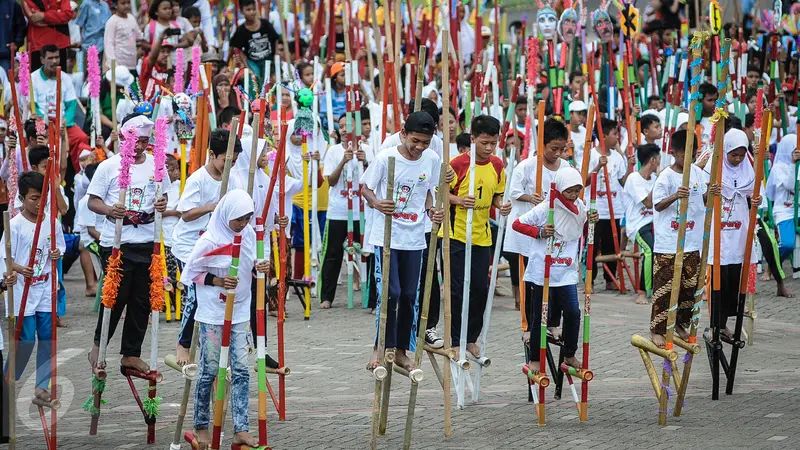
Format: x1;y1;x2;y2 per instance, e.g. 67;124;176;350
5;258;800;450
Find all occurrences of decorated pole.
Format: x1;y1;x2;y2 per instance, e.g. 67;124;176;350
110;60;120;151
675;39;731;410
441;30;454;437
580;173;598;421
8;54;28;168
87;46;104;162
149;117;169;377
351;60;369;308
370;157;395;450
92;127;137;431
658;33;705;426
210;233;243;450
725;111;770;396
537;182;557;425
472;132;517;402
345;63;356;309
48;120;59;449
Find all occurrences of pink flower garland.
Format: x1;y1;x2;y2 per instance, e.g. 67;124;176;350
7;150;17;218
174;48;185;94
118;129;138;190
87;46;101;99
190;46;201;94
152;117;168;183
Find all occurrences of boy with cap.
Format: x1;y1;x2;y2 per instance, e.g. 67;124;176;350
568;100;588;171
445;115;512;356
362;111;444;372
87;114;171;374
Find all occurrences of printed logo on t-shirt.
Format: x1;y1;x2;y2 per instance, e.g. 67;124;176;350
639;206;653;217
550;241;573;266
670;220;695;230
721;198;742;230
393;181;419;222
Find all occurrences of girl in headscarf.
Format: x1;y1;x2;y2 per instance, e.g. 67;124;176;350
180;189;267;449
512;167;597;370
212;73;239;112
765;134;800;295
706;129;761;338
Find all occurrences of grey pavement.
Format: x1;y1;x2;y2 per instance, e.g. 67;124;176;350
5;259;800;450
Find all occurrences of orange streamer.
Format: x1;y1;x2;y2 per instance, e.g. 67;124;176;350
149;253;165;311
101;252;123;309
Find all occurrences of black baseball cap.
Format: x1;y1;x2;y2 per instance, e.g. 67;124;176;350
404;111;436;136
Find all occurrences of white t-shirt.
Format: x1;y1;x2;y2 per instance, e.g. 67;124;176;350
622;171;655;239
87;152;172;247
503;157;570;254
652;165;708;254
519;203;582;287
170;167;221;262
569;126;587;171
584;148;627;220
323;143;367;221
31;68;78;125
77;196;101;247
162;182;181;248
709;193;757;265
194;255;252;326
362;146;440;250
770;170;798;224
1;213;66;317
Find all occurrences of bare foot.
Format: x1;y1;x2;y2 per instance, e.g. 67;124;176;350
675;325;689;341
88;344;100;368
393;350;416;371
194;428;211;450
721;327;734;340
760;273;772;281
466;343;481;359
85;286;97;297
563;356;582;370
320;300;332;309
176;344;190;366
268;310;279;317
366;348;380;371
547;327;562;342
635;292;649;305
120;356;150;373
605;281;617;291
522;332;530;345
34;387;52;402
232;430;259;447
777;281;794;298
651;333;667;349
56;317;68;328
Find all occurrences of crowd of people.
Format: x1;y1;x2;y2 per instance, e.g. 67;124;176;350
0;0;797;447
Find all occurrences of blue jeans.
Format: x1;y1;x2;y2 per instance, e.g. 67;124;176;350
57;258;66;317
526;283;581;359
373;248;422;351
12;312;53;390
777;219;796;260
194;321;252;433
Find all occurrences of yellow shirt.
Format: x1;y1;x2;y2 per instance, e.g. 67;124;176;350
441;153;505;246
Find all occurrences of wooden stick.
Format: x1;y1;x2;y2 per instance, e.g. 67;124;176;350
403;161;447;449
414;46;427;111
456;135;477;409
247;114;261;195
4;212;16;449
301;134;312;320
535;100;545;196
659;35;705;426
580;173;597;422
579;105;596;197
169;322;199;448
110;60;119;152
219;117;239;195
370;157;395;450
536;182;557;425
675;39;731;411
726;111;770;396
440;31;453;436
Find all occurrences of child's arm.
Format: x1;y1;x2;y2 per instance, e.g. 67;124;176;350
654;186;688;212
512;208;547;238
55;183;69;216
163;209;181;218
88;225;101;241
180;202;216;222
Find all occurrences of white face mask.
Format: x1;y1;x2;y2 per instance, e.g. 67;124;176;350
538;9;558;40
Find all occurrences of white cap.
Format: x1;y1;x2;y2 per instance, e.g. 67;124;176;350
568;100;588;112
675;112;689;130
481;26;492;36
106;66;134;89
641;109;660;120
120;115;154;137
79;149;93;159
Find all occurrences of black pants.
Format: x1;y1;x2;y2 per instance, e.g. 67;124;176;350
94;244;154;358
756;217;784;282
525;282;581;359
375;248;423;350
711;263;744;326
417;232;441;329
593;219;621;283
449;240;491;347
320;219;362;303
367;253;378;309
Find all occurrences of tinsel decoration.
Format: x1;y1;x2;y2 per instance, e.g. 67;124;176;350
87;46;101;99
101;254;122;309
18;52;30;99
82;375;108;416
149;117;168;312
190;46;202;94
174;48;185;94
143;386;162;417
8;146;17;218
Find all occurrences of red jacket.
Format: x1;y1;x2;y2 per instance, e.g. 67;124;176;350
24;0;72;53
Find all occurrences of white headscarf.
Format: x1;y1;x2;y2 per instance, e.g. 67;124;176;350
180;189;257;286
766;133;799;201
716;128;755;199
552;167;587;241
